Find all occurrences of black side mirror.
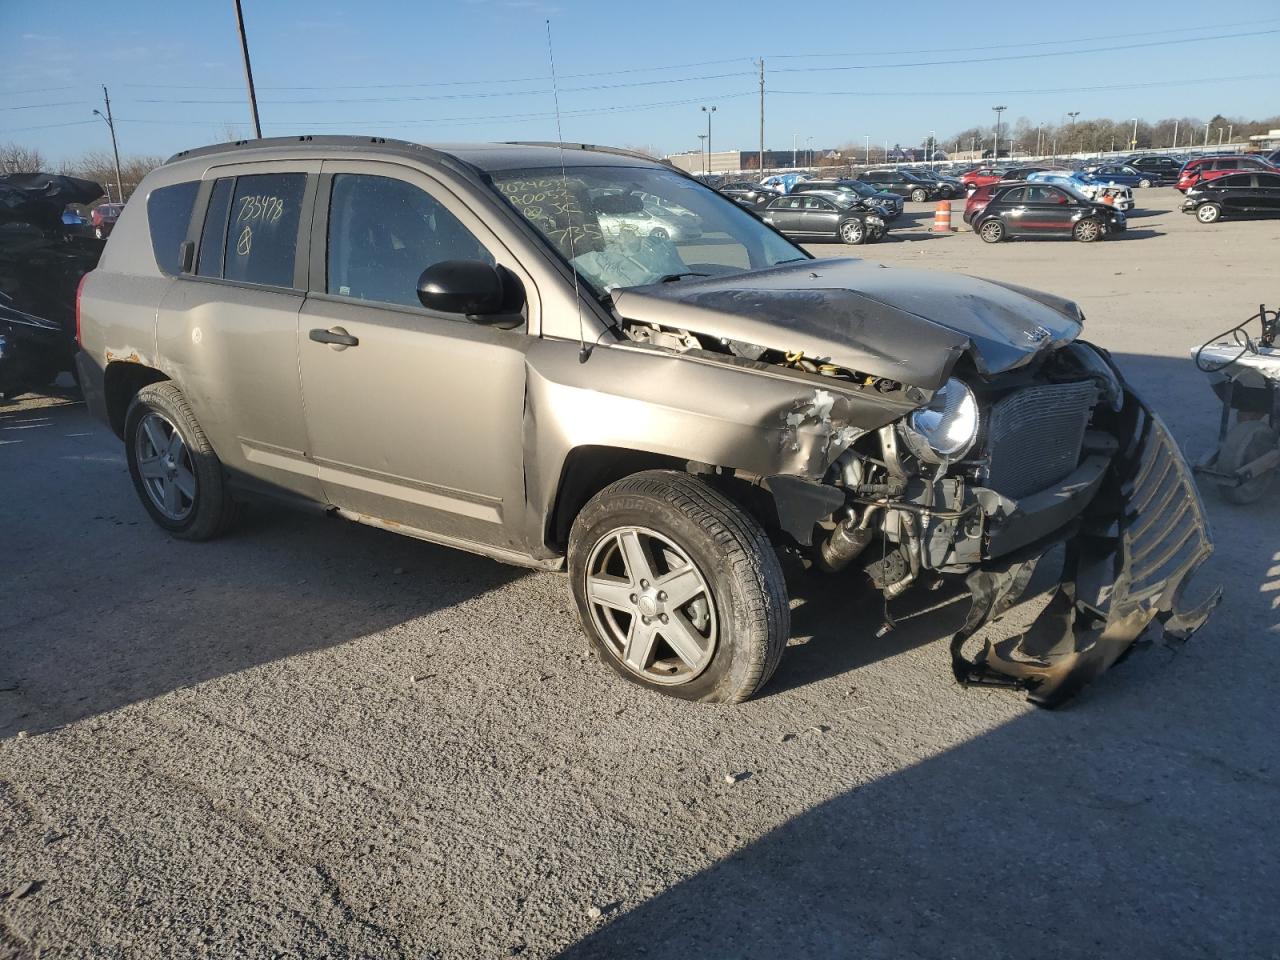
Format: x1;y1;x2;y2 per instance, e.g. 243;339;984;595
417;260;523;328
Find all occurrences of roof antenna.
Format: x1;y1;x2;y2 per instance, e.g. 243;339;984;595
545;18;591;363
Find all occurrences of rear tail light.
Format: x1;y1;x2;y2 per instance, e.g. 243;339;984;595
75;272;88;347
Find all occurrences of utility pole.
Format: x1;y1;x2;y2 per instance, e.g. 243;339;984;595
232;0;263;138
92;86;124;203
757;59;765;175
701;105;716;172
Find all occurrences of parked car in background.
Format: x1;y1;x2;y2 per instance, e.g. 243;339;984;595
962;181;1007;225
859;169;940;202
718;180;778;208
758;173;813;195
90;202;122;238
1121;155;1182;184
960;167;1006;192
1025;170;1134;210
1182;171;1280;222
75;136;1213;706
1088;164;1157;188
1177;154;1277;192
972;182;1126;243
905;168;964;198
596;194;703;242
1000;167;1051;182
760;191;886;244
790;179;904;220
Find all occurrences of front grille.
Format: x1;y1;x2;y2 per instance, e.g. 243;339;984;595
983;381;1097;499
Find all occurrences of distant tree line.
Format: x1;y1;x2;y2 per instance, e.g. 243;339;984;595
941;112;1279;156
1;143;165;203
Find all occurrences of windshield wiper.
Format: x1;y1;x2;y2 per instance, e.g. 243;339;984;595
658;272;710;283
775;257;809;264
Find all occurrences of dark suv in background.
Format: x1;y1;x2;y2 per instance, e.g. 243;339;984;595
858;169;941;202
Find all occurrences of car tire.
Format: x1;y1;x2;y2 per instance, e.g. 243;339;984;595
978;219;1005;243
1216;420;1278;504
124;381;239;540
1196;203;1222;224
649;227;669;240
910;189;928;203
568;470;789;704
1139;178;1152;188
1073;218;1103;242
839;219;865;245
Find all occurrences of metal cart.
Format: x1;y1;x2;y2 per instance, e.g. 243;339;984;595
1191;305;1280;504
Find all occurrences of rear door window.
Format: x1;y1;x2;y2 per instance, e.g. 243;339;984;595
196;178;234;278
224;173;307;287
146;180;199;275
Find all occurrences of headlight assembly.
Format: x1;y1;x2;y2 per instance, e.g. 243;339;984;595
899;378;981;463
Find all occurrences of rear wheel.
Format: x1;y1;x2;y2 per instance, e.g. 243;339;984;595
1196;203;1222;224
1073;218;1102;242
1217;420;1278;504
839;219;865;245
979;219;1005;243
568;470;789;704
649;227;669;240
910;188;928;203
124;381;239;540
1138;178;1152;188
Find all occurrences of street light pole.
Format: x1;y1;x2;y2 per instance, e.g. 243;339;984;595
929;129;935;169
1130;117;1138;151
991;105;1007;159
1204;122;1210;147
864;135;870;165
1218;127;1224;147
1227;124;1233;146
701;105;716;173
793;133;797;168
697;134;707;175
1067;111;1080;155
92;86;124;203
1036;122;1043;157
231;0;262;139
1172;119;1179;149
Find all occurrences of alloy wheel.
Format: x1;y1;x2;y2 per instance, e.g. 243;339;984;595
584;526;717;685
840;220;864;244
134;412;197;521
1197;204;1221;223
1075;219;1101;242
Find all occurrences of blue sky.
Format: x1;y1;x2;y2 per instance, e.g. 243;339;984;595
3;0;1278;164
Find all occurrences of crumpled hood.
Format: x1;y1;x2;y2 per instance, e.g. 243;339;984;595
611;258;1083;391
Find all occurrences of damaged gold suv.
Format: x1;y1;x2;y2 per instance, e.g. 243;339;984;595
75;138;1218;707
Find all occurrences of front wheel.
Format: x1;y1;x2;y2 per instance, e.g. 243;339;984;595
568;470;789;704
839;219;865;245
1139;178;1152;188
649;227;669;240
1196;203;1222;224
1073;218;1102;242
979;219;1005;243
1216;420;1278;504
910;189;928;203
124;381;239;540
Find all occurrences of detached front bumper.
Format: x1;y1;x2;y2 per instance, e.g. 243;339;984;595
950;390;1219;707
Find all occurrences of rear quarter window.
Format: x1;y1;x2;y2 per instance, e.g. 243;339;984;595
147;181;199;275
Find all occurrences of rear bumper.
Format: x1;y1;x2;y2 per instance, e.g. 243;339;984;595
950;388;1219;707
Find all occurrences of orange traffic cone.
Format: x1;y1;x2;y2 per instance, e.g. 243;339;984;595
932;200;952;233
1101;193;1115;206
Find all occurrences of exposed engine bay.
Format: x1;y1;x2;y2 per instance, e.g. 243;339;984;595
619;310;1219;708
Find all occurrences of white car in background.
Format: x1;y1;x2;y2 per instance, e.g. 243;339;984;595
1026;171;1134;211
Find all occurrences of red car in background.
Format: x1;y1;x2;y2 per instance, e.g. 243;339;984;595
89;202;122;239
963;182;1008;224
1177;155;1276;192
960;167;1005;192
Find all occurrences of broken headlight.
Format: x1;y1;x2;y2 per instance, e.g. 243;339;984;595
899;377;981;463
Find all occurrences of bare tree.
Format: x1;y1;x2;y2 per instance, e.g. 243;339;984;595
0;143;48;175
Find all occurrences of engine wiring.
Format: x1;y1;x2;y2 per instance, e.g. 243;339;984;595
1194;303;1279;373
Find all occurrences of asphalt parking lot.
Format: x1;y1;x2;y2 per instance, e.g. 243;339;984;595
2;187;1278;959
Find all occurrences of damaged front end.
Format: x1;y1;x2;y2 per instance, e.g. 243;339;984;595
807;344;1220;708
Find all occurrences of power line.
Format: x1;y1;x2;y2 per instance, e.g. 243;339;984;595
126;70;756;106
0;118;99;134
0;85;76;98
771;28;1280;74
765;16;1280;59
771;71;1280;98
0;100;85;111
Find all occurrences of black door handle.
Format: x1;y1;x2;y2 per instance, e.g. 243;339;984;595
309;327;359;348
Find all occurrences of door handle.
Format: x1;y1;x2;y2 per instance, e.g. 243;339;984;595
309;326;359;349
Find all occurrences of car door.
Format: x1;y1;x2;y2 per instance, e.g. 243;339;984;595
991;187;1029;235
155;161;326;503
1017;185;1072;235
296;162;537;550
764;197;804;234
799;196;840;238
1255;172;1280;212
1214;174;1253;214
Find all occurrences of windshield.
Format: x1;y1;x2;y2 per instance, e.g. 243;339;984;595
489;165;806;294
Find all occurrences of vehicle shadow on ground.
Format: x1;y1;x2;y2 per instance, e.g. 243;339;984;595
560;358;1278;960
1111;228;1163;240
0;402;530;738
